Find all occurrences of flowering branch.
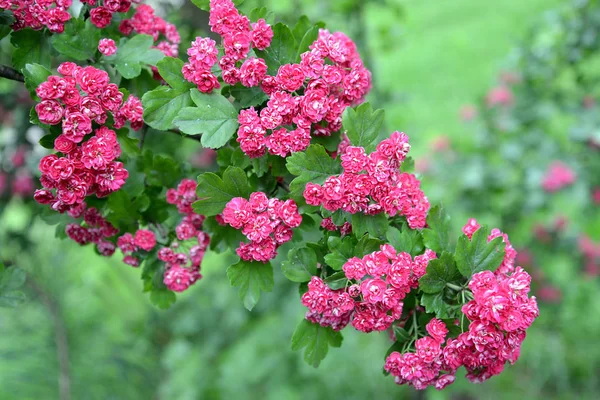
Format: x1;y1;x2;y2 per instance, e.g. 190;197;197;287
0;65;25;82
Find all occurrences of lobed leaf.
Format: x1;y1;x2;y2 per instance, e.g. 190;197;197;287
227;259;274;311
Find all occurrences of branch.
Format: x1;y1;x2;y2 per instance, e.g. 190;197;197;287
28;279;71;400
0;65;25;82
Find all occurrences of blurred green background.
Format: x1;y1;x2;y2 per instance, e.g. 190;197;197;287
2;0;599;399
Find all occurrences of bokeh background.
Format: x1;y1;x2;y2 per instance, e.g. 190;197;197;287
1;0;599;399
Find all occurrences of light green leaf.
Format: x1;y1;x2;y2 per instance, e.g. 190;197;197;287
50;19;100;61
255;23;298;75
455;227;506;277
227;260;274;311
286;144;342;198
342;103;385;152
110;34;165;79
150;288;176;309
23;63;52;98
291;319;343;367
193;166;251;216
156;57;195;91
174;90;239;149
422;204;453;253
282;247;318;282
142;86;193;131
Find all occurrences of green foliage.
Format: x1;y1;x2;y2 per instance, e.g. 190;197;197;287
324;236;355;270
455;228;506;277
50;19;100;61
255;23;298;75
420;292;449;318
342;102;385;152
0;263;26;308
10;29;51;70
22;63;52;98
422;204;453;253
291;319;343;368
286;144;342;197
191;0;244;11
222;84;269;109
386;226;423;256
227;259;274;311
109;35;165;79
418;252;461;294
174;90;239;148
142;86;193;131
156;57;195;91
281;247;318;282
193;166;251;216
351;213;389;239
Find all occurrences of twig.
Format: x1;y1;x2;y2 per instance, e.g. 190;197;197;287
28;279;71;400
0;65;25;82
138;125;148;150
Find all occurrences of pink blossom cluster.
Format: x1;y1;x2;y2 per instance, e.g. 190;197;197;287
385;319;455;390
98;38;117;56
1;0;71;33
486;86;513;107
64;206;119;256
88;0;134;29
119;4;181;58
320;217;352;236
462;219;517;275
33;63;145;214
161;179;210;292
117;229;157;267
303;132;430;229
541;161;576;192
301;245;437;333
235;29;372;158
221;192;302;262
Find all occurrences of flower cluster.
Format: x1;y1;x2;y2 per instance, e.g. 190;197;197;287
2;0;71;33
119;4;181;58
301;246;437;333
304;132;430;229
98;38;117;56
541;161;576;192
221;192;301;262
64;206;119;256
161;179;210;292
117;229;157;267
89;0;134;29
385;319;455;390
385;256;538;390
33;63;144;214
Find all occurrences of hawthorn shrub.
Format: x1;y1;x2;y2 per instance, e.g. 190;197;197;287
0;0;540;390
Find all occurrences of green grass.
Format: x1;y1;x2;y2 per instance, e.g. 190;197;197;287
369;0;562;156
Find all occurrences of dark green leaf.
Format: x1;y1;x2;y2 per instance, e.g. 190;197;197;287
342;103;385;152
324;271;348;290
193;166;251;216
150;288;176;309
400;156;415;173
422;204;453;253
11;29;51;70
224;84;269;109
255;23;298;75
420;292;449;317
286;144;341;197
351;213;389;239
386;226;423;256
291;319;343;368
23;63;52;98
455;227;506;277
419;252;461;294
295;26;319;62
50;19;100;61
227;259;274;311
142;85;193;131
174;89;239;149
282;247;318;282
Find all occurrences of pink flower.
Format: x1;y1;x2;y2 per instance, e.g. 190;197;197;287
425;319;448;344
90;7;113;29
223;197;253;229
240;57;268;87
462;218;480;239
98;38;117;56
134;229;156;251
35;100;64;125
360;278;387;303
251;18;273;50
276;64;305;92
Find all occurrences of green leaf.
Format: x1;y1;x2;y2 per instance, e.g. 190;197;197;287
146;155;180;187
156;57;195;91
295;26;319;62
11;29;51;70
281;247;318;282
227;260;274;311
354;235;384;257
351;213;389;239
109;34;165;79
286;144;341;197
50;19;100;61
0;265;26;291
291;319;343;368
392;326;412;343
455;227;506;277
422;204;453;253
324;271;348;290
224;84;269;109
193;166;251;216
150;288;176;309
142;86;193;131
0;291;26;308
419;252;461;294
400;156;415;173
342;103;385;152
174;90;239;149
255;23;298;75
420;292;449;317
22;63;52;98
386;226;423;257
38;130;60;149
